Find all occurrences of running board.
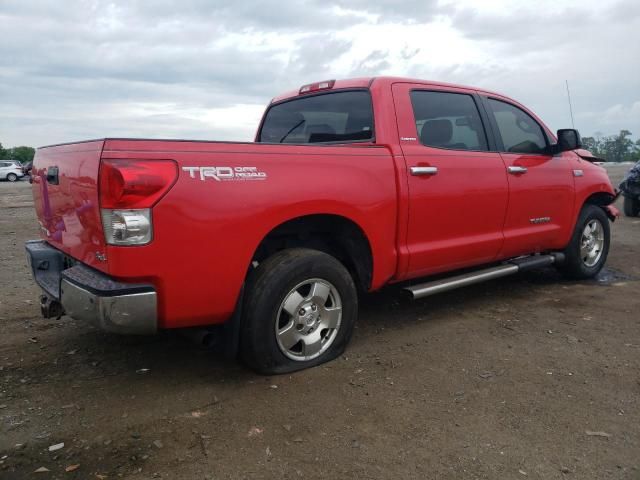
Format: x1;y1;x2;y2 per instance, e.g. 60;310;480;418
404;253;563;300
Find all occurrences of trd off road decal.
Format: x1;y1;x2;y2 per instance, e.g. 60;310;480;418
182;166;267;182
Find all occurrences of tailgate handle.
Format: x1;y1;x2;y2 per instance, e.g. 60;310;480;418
46;166;59;185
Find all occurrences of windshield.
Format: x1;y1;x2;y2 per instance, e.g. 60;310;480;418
257;90;374;144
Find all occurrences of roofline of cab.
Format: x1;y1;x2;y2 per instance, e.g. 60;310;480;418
270;77;374;103
269;76;516;105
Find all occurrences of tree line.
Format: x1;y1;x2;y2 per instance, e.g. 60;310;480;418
0;142;36;164
581;130;640;163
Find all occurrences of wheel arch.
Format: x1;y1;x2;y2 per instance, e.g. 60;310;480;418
250;213;374;293
583;191;616;207
583;191;618;222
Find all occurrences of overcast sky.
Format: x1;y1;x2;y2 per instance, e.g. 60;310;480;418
1;0;639;147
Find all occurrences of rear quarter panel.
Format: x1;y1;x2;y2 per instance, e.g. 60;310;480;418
102;140;398;328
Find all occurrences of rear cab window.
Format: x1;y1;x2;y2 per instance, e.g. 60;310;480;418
257;90;374;144
410;90;489;151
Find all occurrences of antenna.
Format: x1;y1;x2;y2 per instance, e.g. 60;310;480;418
565;80;575;129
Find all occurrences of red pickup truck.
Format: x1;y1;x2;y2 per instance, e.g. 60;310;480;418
26;77;619;374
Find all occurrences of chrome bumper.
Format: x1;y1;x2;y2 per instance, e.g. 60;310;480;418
25;240;157;335
60;279;157;335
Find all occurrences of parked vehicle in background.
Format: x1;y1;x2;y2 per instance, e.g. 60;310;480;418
0;160;25;182
22;160;33;177
619;161;640;217
25;77;619;374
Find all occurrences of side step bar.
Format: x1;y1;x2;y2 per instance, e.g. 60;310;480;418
404;253;564;300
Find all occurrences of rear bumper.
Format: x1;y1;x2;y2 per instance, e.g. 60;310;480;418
25;240;157;335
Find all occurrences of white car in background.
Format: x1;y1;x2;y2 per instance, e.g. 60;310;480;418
0;160;25;182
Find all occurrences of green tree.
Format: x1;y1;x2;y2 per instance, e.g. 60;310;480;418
601;130;634;162
633;139;640;162
5;146;36;164
583;130;638;162
0;142;7;159
582;136;601;155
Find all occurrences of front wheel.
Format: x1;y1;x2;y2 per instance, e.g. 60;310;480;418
557;204;610;279
623;196;640;217
240;248;358;374
6;173;18;182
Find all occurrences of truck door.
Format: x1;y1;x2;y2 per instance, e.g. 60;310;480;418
480;96;575;257
392;83;509;278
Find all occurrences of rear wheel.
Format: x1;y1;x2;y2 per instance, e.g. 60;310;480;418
623;196;640;217
6;173;18;182
557;204;610;279
240;248;357;374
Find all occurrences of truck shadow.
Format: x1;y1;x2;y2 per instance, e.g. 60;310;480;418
356;265;636;332
9;266;635;391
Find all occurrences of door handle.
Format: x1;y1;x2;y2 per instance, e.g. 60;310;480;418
410;166;438;176
507;166;528;174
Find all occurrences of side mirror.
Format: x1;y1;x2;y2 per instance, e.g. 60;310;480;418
556;129;582;152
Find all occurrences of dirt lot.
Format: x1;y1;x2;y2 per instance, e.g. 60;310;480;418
1;166;639;480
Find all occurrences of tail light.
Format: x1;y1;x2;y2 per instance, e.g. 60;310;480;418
99;159;177;245
99;159;177;209
101;209;152;245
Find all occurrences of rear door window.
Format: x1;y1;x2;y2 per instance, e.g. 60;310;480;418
487;99;547;154
258;90;374;144
410;91;489;151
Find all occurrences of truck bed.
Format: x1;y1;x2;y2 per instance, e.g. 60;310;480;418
32;138;399;327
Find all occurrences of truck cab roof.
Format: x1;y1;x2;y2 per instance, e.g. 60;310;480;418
270;76;506;104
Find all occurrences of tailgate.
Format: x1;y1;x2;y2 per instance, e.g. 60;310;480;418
31;140;107;272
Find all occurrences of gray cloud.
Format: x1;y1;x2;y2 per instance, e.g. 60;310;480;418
287;35;354;77
1;0;639;147
440;2;640;137
131;0;363;30
353;50;392;76
450;7;594;44
333;0;449;22
1;0;370;146
1;0;367;32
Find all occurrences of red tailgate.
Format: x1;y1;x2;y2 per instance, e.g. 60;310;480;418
31;140;108;271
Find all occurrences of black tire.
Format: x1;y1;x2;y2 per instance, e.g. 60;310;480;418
240;248;357;375
557;204;610;279
6;173;18;182
623;196;640;217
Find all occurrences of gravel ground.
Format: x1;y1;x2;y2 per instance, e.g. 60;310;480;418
0;166;639;480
